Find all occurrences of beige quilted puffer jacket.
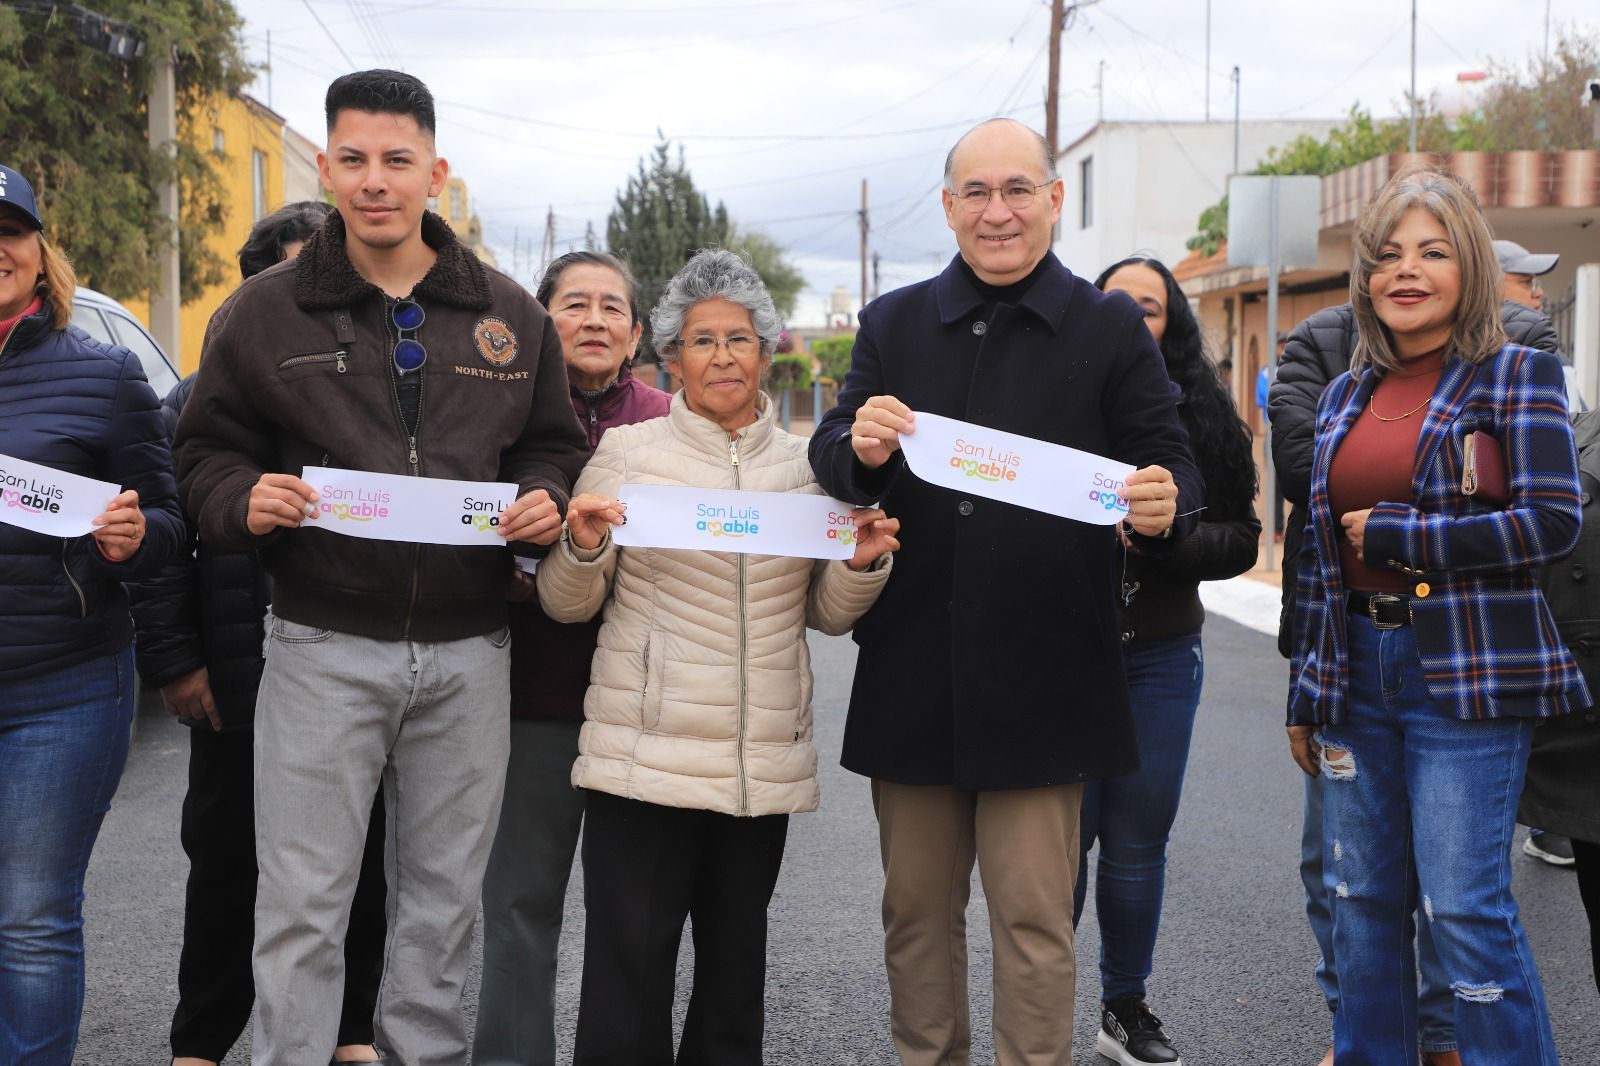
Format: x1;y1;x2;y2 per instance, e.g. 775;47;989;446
536;391;890;817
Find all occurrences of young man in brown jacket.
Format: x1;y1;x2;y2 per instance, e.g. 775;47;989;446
174;70;587;1066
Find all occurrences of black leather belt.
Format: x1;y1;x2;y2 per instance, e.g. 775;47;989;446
1347;590;1413;629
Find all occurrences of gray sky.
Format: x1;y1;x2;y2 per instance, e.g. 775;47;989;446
234;0;1591;324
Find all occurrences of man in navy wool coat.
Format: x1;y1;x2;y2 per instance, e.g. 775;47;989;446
809;118;1203;1066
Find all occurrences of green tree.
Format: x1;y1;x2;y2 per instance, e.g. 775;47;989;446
606;139;731;357
606;138;805;355
811;333;855;383
1456;32;1600;150
1184;24;1597;254
763;353;811;391
727;227;804;319
0;0;253;302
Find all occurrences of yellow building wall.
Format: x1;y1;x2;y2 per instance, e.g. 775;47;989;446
133;94;289;375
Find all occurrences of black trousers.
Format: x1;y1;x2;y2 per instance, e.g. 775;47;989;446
573;790;789;1066
1573;837;1600;999
168;726;388;1060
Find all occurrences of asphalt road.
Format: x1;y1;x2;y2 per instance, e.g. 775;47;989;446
78;616;1596;1064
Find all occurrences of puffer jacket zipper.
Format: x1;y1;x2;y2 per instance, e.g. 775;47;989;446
730;432;749;816
5;320;88;619
59;540;87;618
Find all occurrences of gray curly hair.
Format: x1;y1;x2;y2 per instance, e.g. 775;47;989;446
651;248;784;364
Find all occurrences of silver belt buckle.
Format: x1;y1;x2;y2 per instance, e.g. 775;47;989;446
1367;593;1407;630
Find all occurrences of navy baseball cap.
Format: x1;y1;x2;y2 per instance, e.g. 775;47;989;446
0;165;44;230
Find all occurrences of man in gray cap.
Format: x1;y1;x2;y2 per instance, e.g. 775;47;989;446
1495;239;1560;313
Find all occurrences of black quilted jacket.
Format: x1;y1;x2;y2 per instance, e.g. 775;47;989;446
0;308;183;680
1268;300;1562;656
128;374;270;730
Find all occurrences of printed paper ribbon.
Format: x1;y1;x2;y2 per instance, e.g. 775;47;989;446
0;452;121;537
300;466;519;547
611;484;859;560
896;411;1136;525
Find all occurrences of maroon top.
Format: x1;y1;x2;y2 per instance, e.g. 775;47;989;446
1328;348;1446;592
0;296;42;348
510;364;671;722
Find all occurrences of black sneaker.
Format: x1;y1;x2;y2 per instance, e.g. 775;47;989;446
1097;996;1182;1065
1523;831;1577;867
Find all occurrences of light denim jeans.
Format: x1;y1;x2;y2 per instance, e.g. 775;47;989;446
250;614;511;1066
1319;618;1558;1066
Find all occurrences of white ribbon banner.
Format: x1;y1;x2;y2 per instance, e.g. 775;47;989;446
0;452;120;537
301;467;519;547
897;411;1136;525
611;484;858;560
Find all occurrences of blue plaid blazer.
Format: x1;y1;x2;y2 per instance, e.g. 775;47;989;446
1288;344;1590;726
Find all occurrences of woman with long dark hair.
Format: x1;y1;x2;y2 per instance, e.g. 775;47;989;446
1077;255;1260;1066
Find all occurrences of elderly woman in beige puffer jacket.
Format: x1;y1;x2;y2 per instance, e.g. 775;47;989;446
538;249;899;1066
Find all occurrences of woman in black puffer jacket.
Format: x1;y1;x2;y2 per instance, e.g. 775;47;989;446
0;161;184;1063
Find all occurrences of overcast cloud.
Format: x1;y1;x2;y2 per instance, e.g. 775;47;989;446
233;0;1593;324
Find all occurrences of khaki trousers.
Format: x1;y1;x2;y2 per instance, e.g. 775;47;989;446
872;780;1084;1066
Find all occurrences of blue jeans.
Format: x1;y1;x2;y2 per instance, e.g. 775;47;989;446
1320;619;1558;1066
1073;632;1203;1002
1302;771;1457;1052
0;645;136;1065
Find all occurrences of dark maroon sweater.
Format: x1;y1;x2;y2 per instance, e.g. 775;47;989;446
510;365;671;722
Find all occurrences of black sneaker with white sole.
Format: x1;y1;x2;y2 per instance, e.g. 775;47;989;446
1097;995;1182;1066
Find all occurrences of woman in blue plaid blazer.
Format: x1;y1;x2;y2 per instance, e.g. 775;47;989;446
1286;165;1586;1066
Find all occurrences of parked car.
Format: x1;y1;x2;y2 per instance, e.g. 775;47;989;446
70;287;182;398
69;288;182;725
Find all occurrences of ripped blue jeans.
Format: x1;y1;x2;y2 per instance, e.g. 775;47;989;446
1319;618;1558;1066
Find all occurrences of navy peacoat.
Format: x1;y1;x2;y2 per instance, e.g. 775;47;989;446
809;253;1203;791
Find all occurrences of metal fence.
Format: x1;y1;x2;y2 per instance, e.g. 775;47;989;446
1550;282;1577;355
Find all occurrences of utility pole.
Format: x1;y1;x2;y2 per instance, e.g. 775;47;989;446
1204;0;1211;120
871;250;881;302
1545;0;1552;66
148;44;181;365
1232;66;1241;176
1046;0;1064;155
858;179;869;315
1409;0;1418;153
539;206;555;277
1044;1;1098;243
1096;59;1106;123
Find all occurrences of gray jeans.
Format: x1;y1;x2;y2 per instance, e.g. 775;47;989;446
473;719;586;1066
251;615;511;1066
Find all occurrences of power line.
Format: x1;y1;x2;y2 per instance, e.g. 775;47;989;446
436;98;1047;144
277;0;920;64
298;0;357;68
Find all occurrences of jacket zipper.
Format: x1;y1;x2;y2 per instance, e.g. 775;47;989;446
277;350;347;373
385;303;425;639
60;540;87;618
730;433;749;816
589;403;599;447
